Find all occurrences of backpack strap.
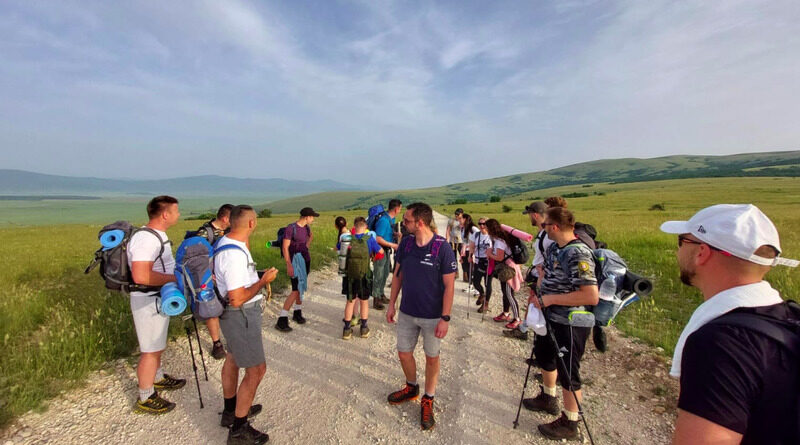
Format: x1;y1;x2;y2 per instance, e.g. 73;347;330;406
708;311;800;355
211;244;251;300
133;227;169;273
537;230;546;256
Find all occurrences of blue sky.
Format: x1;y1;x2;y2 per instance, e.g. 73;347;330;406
0;0;798;188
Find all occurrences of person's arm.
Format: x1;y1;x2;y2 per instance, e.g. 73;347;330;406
307;230;313;247
376;235;397;250
672;410;742;445
375;218;399;250
131;261;175;286
486;246;505;262
282;237;293;277
467;240;476;262
227;268;278;307
386;268;403;324
434;272;455;338
539;284;599;308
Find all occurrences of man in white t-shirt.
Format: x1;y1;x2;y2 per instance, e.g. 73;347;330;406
127;195;185;414
215;205;278;445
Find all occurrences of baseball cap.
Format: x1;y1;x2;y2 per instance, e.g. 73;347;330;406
300;207;320;217
660;204;798;267
522;201;547;215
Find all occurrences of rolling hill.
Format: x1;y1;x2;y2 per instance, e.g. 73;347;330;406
261;150;800;213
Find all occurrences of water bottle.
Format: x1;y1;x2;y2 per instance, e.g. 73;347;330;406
198;286;214;302
338;234;352;276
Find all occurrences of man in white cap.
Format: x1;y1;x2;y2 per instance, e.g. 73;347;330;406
660;204;799;445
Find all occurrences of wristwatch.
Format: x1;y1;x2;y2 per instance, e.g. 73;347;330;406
440;315;451;322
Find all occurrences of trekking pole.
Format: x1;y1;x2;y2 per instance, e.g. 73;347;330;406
191;317;209;381
183;316;205;409
481;264;488;322
513;333;537;428
467;260;474;319
532;292;596;445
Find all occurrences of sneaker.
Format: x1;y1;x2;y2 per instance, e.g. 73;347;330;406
220;404;263;428
154;374;186;391
420;395;435;431
212;342;226;360
274;316;292;333
502;328;529;340
350;317;360;327
522;386;560;416
537;412;579;441
387;383;420;405
492;313;511;323
360;325;370;338
292;310;306;324
227;421;269;445
373;299;385;310
135;391;176;415
342;327;353;340
504;319;521;330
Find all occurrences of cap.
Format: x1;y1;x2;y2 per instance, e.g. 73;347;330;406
522;201;547;215
660;204;798;267
300;207;320;217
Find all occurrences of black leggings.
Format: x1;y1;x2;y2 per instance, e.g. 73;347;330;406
472;258;492;301
501;281;520;320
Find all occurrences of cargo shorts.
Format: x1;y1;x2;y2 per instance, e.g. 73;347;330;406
396;311;442;358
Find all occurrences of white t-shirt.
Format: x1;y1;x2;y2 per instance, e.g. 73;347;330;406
214;236;261;303
448;218;462;243
471;232;493;259
127;227;174;296
532;230;554;267
492;238;511;256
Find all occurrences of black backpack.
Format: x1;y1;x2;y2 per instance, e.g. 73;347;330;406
574;221;606;249
85;221;168;293
505;236;530;265
708;301;800;441
184;220;222;245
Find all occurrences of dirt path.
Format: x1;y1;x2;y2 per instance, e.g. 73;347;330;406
1;266;677;444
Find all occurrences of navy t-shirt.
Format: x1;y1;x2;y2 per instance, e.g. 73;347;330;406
396;234;457;319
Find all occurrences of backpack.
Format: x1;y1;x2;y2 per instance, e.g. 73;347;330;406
346;235;371;280
367;204;387;231
85;221;167;293
174;237;225;320
184;220;219;245
574;221;606;249
708;301;800;441
271;223;310;249
504;236;530;265
400;234;447;272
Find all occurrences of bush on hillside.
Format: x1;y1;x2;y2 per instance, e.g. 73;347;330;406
258;208;272;218
649;203;666;211
489;196;501;203
502;205;513;213
185;212;215;221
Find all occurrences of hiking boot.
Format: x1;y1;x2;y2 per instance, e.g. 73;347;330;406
380;295;390;305
274;316;292;332
360;325;370;338
373;299;385;310
420;395;435;431
342;327;353;340
292;310;306;324
220;404;263;428
135;391;176;415
502;328;529;340
154;374;186;391
522;386;560;416
477;303;488;314
387;383;419;405
493;313;511;323
475;296;485;306
538;412;579;441
212;342;226;360
350;317;360;327
593;325;607;353
227;421;269;445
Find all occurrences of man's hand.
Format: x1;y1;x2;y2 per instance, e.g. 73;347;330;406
286;263;294;278
260;267;278;284
531;292;545;309
528;287;538;305
386;304;396;324
434;319;449;339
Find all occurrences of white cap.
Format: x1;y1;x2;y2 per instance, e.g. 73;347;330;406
660;204;798;267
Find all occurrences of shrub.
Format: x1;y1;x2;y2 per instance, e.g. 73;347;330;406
563;192;588;198
489;196;501;203
449;198;468;205
185;212;215;221
649;203;666;211
502;205;513;213
258;208;273;218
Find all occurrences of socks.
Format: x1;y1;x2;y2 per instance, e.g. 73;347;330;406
424;393;434;399
139;386;155;401
154;367;164;382
564;410;580;421
343;319;351;329
407;380;418;387
360;318;368;328
293;304;302;311
543;385;558;397
224;396;237;413
279;309;289;317
232;415;247;430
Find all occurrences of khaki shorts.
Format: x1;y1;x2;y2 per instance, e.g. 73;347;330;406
130;294;170;353
396;311;442;357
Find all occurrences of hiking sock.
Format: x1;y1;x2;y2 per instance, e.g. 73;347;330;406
293;304;302;311
155;367;164;382
543;385;558;397
360;318;368;328
564;410;580;421
232;416;247;430
224;396;237;413
424;393;435;399
407;381;417;387
343;319;351;330
279;309;289;317
139;387;155;402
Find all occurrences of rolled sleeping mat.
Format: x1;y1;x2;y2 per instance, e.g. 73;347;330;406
99;229;126;250
500;224;533;242
160;282;187;316
622;271;653;296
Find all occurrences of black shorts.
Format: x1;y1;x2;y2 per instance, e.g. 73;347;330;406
290;259;311;291
533;322;591;390
345;276;371;302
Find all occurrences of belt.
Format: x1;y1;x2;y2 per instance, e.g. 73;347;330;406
224;299;260;311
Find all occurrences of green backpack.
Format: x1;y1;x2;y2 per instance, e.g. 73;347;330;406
346;235;371;280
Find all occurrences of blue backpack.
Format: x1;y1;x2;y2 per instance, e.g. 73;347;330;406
367;204;387;231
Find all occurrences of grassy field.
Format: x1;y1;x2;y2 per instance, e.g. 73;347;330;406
0;177;798;428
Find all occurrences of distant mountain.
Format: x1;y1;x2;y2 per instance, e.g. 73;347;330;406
261;150;800;213
0;170;365;199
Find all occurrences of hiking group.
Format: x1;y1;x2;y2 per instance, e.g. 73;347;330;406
91;194;799;444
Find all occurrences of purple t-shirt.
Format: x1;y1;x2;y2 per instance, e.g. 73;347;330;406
396;234;458;319
286;222;311;263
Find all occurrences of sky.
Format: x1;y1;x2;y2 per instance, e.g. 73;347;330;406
0;0;798;188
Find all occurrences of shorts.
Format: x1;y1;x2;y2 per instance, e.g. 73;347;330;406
130;293;170;353
533;322;591;390
290;259;311;291
219;301;266;368
345;276;371;301
396;311;442;358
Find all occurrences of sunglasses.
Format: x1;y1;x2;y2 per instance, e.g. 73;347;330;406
677;235;732;256
478;222;486;226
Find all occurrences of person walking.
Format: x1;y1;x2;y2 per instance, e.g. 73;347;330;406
485;219;523;329
661;204;799;445
342;217;383;339
460;214;479;285
446;208;463;280
468;218;493;313
372;199;402;309
386;202;457;431
275;207;318;332
215;205;278;444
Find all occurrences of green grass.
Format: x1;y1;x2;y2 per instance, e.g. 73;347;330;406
1;177;799;428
